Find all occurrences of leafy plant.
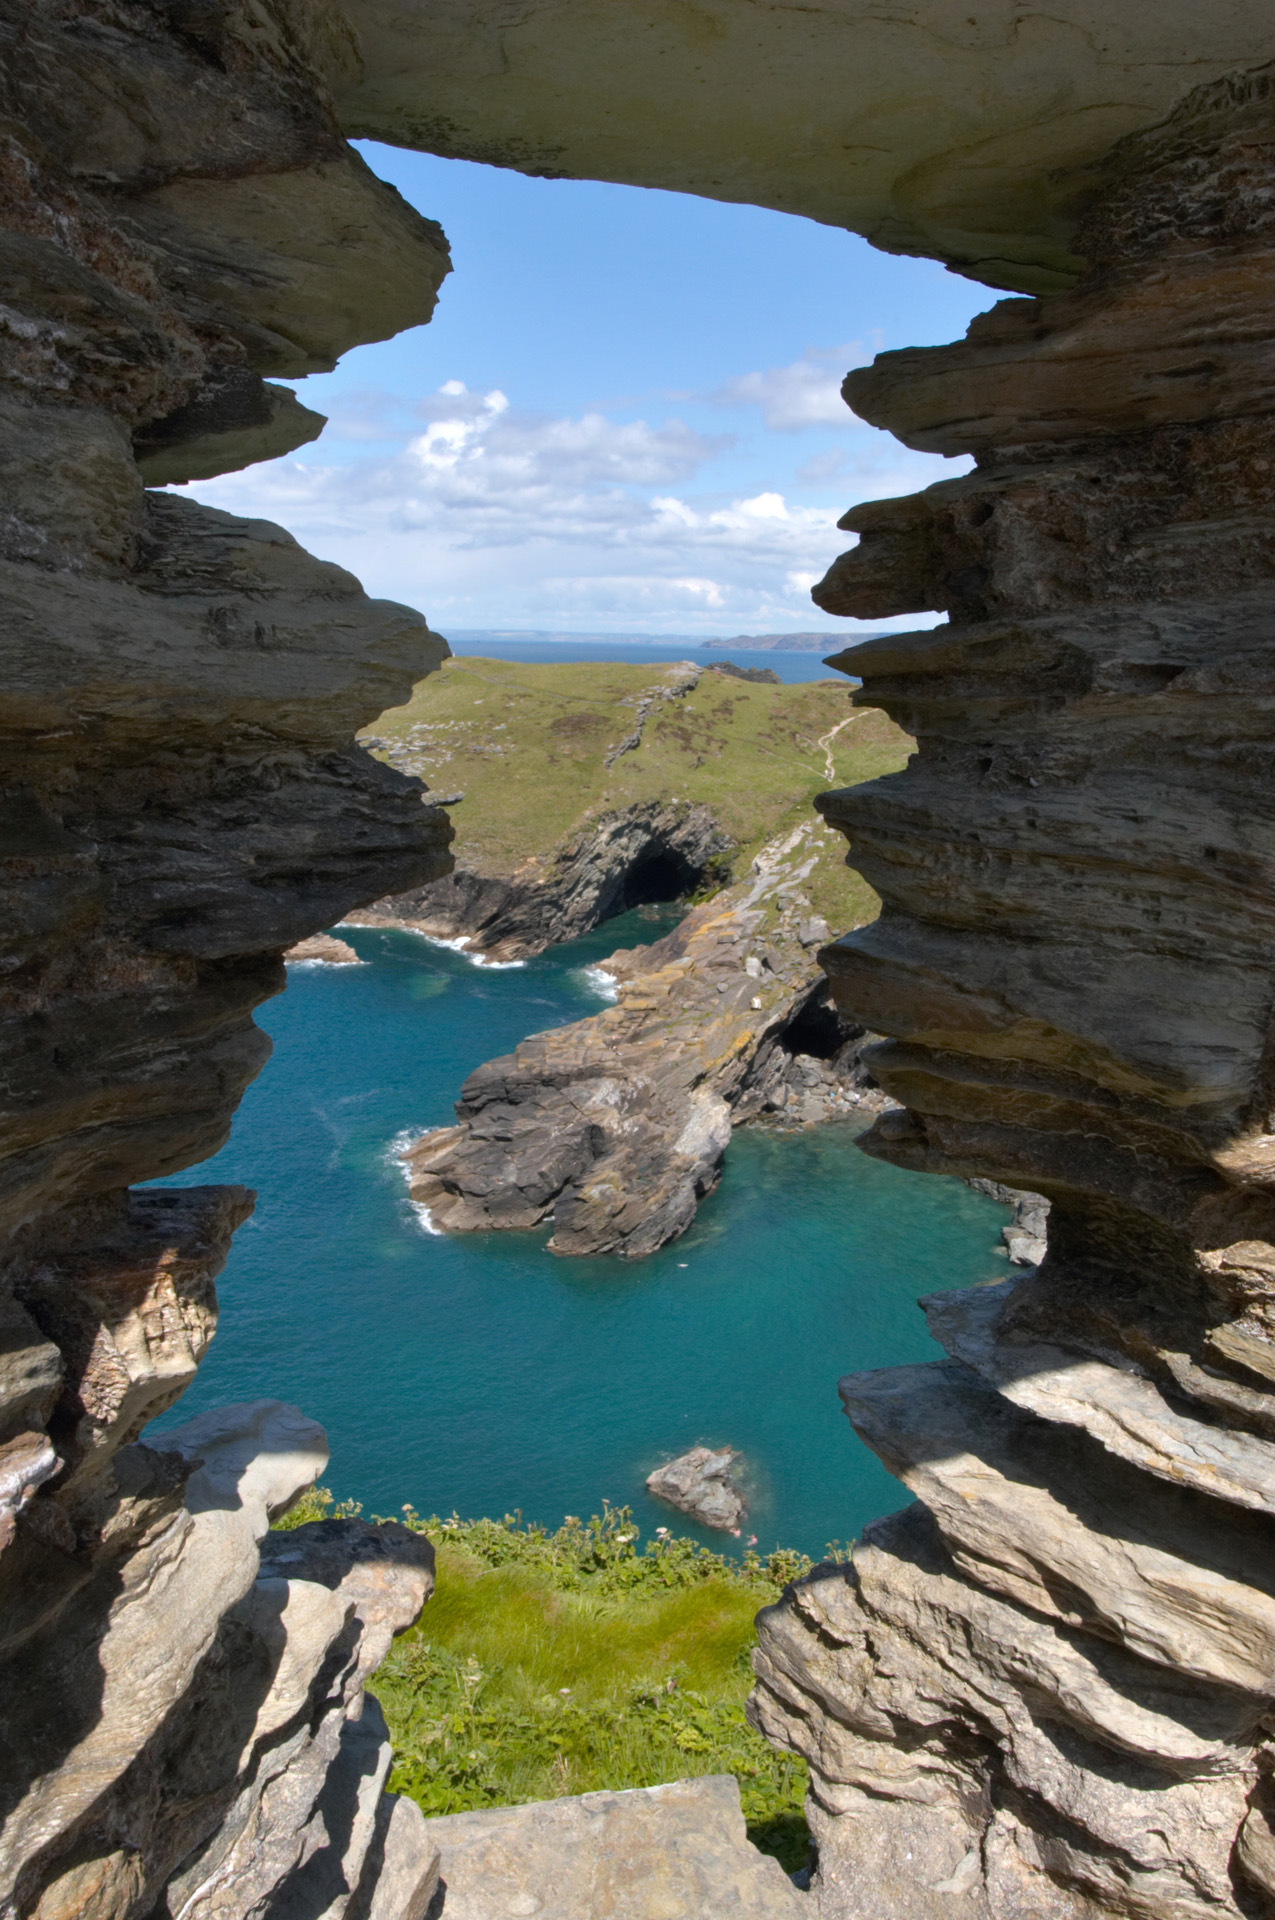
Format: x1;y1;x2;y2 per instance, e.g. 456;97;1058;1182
273;1497;846;1873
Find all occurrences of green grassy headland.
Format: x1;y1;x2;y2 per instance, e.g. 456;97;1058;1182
276;1492;842;1872
365;656;912;933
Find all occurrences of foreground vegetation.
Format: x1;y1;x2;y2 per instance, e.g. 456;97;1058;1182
277;1493;837;1870
364;655;911;932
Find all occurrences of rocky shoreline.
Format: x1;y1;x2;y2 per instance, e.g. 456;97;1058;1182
401;822;895;1258
350;795;729;963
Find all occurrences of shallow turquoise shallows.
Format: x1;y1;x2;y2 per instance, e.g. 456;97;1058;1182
147;915;1006;1557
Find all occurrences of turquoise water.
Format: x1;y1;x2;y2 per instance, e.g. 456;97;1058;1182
148;916;1005;1556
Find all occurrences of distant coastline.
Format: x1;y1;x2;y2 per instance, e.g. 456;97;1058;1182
440;626;882;654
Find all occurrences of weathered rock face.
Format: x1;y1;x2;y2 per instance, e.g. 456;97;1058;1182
0;6;452;1914
357;795;729;963
334;0;1275;293
402;823;888;1258
750;71;1275;1919
417;1775;804;1920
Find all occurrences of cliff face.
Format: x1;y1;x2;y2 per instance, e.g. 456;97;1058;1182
356;794;728;963
403;821;889;1258
0;6;452;1914
749;72;1275;1919
354;655;893;961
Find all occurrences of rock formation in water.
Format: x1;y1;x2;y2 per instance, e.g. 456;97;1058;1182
646;1448;747;1533
402;822;890;1258
0;5;452;1913
748;72;1275;1919
286;933;364;965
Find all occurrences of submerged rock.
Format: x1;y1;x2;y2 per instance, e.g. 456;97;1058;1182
646;1446;747;1531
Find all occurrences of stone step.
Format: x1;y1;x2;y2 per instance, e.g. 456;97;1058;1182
417;1775;805;1919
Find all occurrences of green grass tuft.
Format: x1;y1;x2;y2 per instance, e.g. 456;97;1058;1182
277;1495;840;1873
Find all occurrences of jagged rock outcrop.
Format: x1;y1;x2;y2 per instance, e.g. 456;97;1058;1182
358;795;729;963
402;823;889;1258
0;6;451;1914
0;1396;439;1920
646;1447;747;1533
286;933;363;965
749;71;1275;1919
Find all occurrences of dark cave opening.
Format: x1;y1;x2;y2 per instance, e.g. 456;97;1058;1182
779;988;862;1062
621;847;701;909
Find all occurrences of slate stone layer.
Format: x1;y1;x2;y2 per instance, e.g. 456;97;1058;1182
0;6;451;1915
751;69;1275;1920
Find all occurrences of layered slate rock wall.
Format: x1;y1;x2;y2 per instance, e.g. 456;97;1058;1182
751;71;1275;1919
0;6;453;1913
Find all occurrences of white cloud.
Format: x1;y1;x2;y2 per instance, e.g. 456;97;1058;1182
177;376;957;633
711;345;868;430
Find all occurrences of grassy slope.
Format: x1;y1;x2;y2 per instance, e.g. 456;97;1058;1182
277;1496;820;1871
366;658;912;933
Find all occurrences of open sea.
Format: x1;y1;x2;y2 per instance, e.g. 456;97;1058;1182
442;636;855;685
148;913;1006;1557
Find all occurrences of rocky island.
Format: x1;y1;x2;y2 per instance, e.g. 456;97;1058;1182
647;1448;748;1533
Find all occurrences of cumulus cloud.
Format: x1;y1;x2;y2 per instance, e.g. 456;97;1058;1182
711;345;868;430
177;376;954;631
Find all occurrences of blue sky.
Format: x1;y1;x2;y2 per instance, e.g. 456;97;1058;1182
183;146;991;637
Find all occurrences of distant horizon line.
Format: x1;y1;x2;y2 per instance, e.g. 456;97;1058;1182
436;625;877;650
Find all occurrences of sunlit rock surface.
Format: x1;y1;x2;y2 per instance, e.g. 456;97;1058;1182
750;71;1275;1918
418;1775;804;1920
334;0;1275;293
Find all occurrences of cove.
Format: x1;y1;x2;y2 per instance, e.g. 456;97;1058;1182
149;913;1007;1557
